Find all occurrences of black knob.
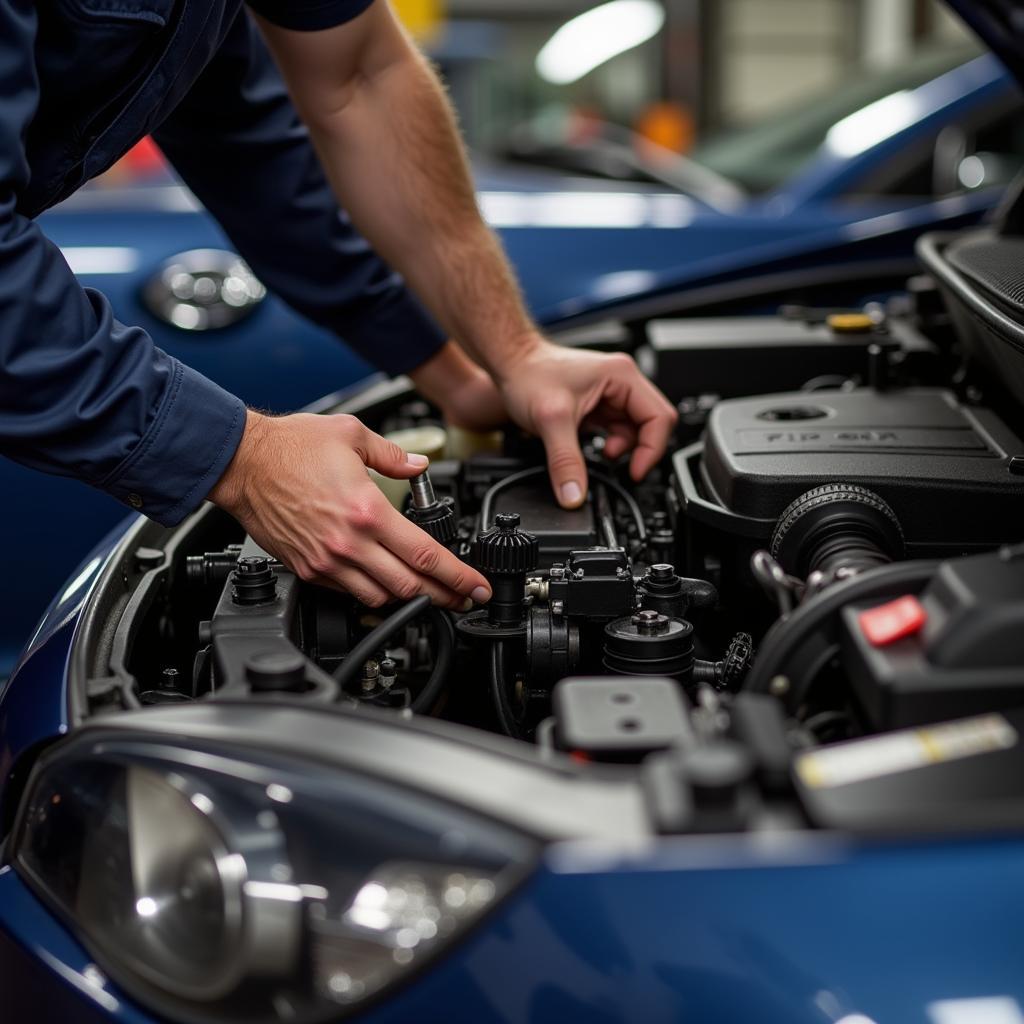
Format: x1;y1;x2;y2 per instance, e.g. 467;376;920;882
474;512;539;627
771;483;903;579
246;650;307;692
474;513;540;575
231;555;278;605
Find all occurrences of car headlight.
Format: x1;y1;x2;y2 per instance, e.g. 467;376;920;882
12;732;536;1022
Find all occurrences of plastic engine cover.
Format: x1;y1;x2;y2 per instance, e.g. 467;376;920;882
693;387;1024;550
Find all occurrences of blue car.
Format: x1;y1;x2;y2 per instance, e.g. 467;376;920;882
0;39;1019;674
9;3;1024;1020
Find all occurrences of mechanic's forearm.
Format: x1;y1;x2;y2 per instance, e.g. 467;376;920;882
299;46;539;380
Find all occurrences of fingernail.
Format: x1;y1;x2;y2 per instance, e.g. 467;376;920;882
407;453;430;468
460;598;474;612
560;481;583;506
470;586;491;604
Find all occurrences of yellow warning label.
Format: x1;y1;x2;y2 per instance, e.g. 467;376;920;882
796;714;1017;789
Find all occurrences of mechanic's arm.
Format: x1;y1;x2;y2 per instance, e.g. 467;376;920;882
0;3;487;611
253;2;678;508
0;0;245;527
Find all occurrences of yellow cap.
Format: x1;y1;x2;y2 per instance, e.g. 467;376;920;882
827;312;875;334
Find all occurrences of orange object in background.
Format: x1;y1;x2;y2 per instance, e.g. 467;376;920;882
634;101;696;154
392;0;444;42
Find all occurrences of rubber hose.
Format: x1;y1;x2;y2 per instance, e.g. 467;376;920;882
410;609;454;713
490;641;525;739
333;595;432;688
744;560;939;698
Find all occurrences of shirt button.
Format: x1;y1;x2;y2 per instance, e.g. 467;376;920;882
127;493;144;510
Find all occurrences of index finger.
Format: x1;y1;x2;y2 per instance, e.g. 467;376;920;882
380;507;492;602
623;377;678;481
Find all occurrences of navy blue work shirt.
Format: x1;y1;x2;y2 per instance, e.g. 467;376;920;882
0;0;446;525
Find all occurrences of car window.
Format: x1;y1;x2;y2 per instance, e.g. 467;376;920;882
689;44;984;194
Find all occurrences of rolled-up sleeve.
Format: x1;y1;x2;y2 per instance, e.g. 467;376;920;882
153;11;447;378
0;0;246;525
246;0;375;32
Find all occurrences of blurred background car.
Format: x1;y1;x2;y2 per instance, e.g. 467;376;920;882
3;0;1022;675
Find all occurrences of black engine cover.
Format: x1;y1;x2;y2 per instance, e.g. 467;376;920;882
686;387;1024;550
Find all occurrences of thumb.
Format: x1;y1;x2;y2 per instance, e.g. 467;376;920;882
536;399;588;509
356;424;431;479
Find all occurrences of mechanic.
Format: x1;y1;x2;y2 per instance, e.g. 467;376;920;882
0;0;677;612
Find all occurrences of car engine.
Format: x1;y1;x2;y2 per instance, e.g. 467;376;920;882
73;229;1024;837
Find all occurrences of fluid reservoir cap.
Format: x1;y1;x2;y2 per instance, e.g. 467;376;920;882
246;650;307;692
231;556;278;605
683;741;754;807
827;312;875;334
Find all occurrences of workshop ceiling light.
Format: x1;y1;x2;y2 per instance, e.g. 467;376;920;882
536;1;666;86
824;90;920;158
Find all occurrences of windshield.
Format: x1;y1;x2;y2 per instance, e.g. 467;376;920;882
690;43;984;193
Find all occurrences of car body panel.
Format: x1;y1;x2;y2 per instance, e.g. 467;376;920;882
3;833;1024;1024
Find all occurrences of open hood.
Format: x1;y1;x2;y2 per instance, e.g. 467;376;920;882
946;0;1024;91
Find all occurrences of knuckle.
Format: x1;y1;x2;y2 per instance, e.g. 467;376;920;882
359;588;387;608
392;575;422;601
306;553;334;577
345;494;382;532
608;351;635;371
326;534;356;562
535;393;573;425
294;561;319;583
410;542;441;575
548;448;582;474
384;440;406;465
335;414;361;440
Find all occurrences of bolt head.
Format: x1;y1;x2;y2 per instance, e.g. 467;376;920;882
649;563;675;580
237;556;269;574
495;512;521;531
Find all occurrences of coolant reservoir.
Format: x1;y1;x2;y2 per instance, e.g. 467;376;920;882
446;425;503;461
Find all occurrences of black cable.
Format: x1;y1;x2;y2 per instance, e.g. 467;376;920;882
409;609;454;714
490;641;525;739
588;468;648;546
479;466;545;529
477;463;647;547
333;595;431;688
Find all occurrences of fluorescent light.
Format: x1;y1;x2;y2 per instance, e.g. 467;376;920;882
824;89;921;158
477;190;695;229
928;997;1024;1024
60;246;140;275
536;1;665;86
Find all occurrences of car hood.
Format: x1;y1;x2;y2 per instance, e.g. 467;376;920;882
946;1;1024;90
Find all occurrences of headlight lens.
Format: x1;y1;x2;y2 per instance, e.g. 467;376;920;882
13;735;535;1022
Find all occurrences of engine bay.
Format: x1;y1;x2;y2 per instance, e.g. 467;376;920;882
72;244;1024;837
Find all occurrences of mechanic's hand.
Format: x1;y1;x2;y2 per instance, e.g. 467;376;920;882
496;338;678;509
208;411;492;610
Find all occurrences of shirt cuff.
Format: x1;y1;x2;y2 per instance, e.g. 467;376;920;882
247;0;376;31
101;360;247;527
344;286;448;376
